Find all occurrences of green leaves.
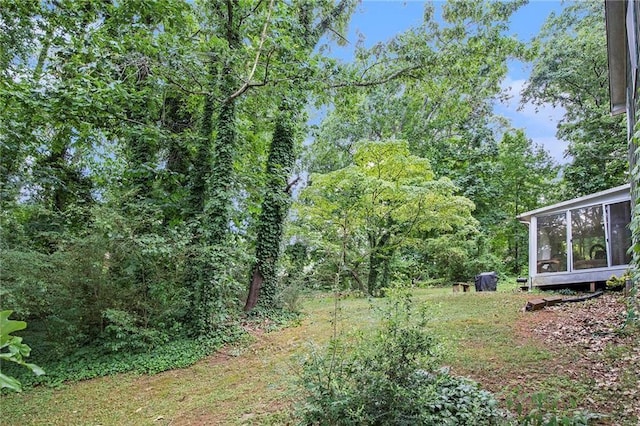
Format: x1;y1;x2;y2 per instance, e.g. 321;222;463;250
0;310;26;344
522;0;627;197
296;140;477;293
297;291;506;424
0;310;44;392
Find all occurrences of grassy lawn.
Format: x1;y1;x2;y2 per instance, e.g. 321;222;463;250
2;283;637;425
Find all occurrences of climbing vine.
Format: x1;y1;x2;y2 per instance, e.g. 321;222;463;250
245;106;297;311
629;121;640;326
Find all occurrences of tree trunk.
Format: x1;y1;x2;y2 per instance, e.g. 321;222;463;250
368;251;382;296
189;63;218;217
242;0;353;311
191;2;240;336
367;230;391;296
245;266;264;312
244;108;295;311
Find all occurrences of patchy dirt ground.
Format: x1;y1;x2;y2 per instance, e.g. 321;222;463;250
515;294;640;424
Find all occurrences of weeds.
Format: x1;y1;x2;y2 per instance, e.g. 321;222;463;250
507;392;602;425
295;287;508;425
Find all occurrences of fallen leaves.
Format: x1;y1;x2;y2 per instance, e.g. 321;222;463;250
526;293;640;422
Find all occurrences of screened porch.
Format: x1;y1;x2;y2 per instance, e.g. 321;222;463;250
517;184;631;288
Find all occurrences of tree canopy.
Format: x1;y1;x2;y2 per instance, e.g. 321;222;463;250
522;0;627;197
297;140;476;294
0;0;626;379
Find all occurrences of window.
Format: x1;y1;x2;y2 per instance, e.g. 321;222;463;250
536;213;567;273
571;205;607;270
608;201;632;266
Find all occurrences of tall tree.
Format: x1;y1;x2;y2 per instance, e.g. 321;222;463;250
521;0;627;197
301;1;530;276
297;141;476;295
306;0;527;190
494;130;559;273
244;0;355;312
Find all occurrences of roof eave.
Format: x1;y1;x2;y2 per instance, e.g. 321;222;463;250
516;183;631;222
604;0;627;116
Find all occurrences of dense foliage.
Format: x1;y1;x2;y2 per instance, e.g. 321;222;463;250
0;0;629;381
0;0;354;366
297;291;508;425
522;0;627;197
296;140;477;294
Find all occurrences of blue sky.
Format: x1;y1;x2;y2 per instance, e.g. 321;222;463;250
326;0;569;164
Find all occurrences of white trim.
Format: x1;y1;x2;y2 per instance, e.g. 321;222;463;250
566;209;573;273
517;184;630;222
520;185;632;287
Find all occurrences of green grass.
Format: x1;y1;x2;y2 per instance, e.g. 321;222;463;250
1;284;635;424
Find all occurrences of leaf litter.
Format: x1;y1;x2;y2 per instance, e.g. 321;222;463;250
524;293;639;423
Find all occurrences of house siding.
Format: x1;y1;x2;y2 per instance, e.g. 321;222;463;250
626;0;639;169
620;0;640;319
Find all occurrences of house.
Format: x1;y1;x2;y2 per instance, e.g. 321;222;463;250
604;0;639;292
517;184;632;288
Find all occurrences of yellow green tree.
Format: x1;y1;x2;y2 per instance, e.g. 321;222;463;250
297;140;476;295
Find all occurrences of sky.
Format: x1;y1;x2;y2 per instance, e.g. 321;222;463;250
325;0;570;164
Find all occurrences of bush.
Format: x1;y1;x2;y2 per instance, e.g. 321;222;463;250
0;217;194;357
0;311;44;392
296;289;507;425
605;274;629;291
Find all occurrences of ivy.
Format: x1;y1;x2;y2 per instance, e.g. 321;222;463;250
245;107;296;311
628;121;640;327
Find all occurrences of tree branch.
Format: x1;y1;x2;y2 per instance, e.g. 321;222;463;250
285;176;301;194
239;0;264;24
227;0;275;101
164;73;208;96
313;0;350;36
329;65;422;88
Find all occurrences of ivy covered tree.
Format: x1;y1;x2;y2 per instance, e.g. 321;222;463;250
244;0;356;312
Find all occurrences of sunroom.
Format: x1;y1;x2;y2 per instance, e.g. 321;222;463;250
517;184;632;288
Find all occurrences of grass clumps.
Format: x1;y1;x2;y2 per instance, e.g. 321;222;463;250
295;288;508;425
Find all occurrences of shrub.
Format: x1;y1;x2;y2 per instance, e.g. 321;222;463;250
0;311;44;392
295;290;507;425
605;273;629;291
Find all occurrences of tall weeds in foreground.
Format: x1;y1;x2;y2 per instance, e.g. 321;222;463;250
295;287;508;425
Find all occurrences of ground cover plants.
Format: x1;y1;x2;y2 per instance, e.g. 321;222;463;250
2;282;638;425
296;289;509;425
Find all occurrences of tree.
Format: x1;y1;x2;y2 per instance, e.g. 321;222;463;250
494;130;559;273
306;0;526;173
297;141;476;295
300;1;536;278
244;106;297;311
1;0;206;354
521;0;627;197
244;0;356;312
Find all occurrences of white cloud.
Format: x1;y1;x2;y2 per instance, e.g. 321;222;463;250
497;77;570;164
532;136;571;163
